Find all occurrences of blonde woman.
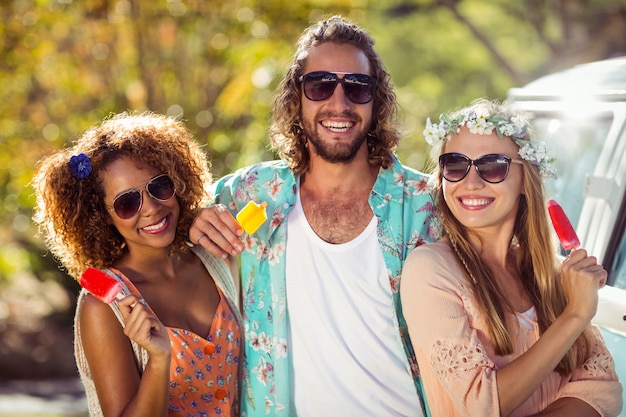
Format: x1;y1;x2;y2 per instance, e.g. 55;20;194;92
401;99;622;416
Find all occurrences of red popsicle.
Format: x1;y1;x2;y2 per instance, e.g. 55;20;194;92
547;199;580;251
80;267;123;303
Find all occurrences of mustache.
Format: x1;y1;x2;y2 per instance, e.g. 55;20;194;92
315;110;361;122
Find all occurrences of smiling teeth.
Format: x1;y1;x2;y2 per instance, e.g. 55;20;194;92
142;217;167;231
462;198;491;206
322;121;353;132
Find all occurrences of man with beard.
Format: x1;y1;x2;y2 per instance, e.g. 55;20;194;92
190;16;439;417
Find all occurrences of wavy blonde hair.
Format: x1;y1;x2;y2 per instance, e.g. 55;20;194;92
33;112;212;280
269;15;401;175
433;100;593;375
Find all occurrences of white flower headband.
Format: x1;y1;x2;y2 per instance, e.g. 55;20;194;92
423;106;557;178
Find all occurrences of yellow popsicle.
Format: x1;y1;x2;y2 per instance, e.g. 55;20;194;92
236;201;268;234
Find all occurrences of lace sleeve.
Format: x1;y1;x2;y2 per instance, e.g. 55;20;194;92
557;326;623;416
430;340;494;379
580;326;618;378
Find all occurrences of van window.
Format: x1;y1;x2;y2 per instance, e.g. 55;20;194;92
531;112;613;229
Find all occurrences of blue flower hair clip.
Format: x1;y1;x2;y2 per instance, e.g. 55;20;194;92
69;153;92;179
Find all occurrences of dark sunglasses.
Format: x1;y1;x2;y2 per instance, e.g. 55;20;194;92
108;174;176;219
298;71;377;104
439;153;524;184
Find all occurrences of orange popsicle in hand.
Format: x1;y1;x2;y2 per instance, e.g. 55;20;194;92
80;267;123;303
236;201;268;234
547;199;580;251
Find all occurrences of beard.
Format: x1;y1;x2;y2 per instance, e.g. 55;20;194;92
302;111;370;164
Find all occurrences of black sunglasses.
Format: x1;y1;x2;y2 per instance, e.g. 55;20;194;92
298;71;377;104
439;153;524;184
108;174;176;219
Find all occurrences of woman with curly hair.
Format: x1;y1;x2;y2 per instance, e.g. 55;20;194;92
33;112;242;417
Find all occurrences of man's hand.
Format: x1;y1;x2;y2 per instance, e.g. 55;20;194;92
189;204;244;259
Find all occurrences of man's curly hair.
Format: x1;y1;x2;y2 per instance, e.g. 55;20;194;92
32;112;212;280
269;15;401;175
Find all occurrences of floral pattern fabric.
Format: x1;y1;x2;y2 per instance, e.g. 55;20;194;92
112;269;242;417
210;156;440;417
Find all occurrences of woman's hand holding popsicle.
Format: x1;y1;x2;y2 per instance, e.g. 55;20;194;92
117;295;171;362
79;268;170;360
560;248;607;323
547;200;608;317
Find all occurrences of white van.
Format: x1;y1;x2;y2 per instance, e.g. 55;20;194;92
508;56;626;414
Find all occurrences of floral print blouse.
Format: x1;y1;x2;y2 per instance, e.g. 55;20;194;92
165;291;241;416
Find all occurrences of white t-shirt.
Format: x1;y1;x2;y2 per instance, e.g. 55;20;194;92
285;193;423;417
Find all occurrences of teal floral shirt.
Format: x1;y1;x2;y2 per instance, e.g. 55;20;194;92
210;156;440;417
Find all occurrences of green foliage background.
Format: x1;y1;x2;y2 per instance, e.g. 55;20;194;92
0;0;624;377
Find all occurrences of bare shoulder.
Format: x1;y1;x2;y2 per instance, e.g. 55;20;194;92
78;294;123;336
78;294;135;363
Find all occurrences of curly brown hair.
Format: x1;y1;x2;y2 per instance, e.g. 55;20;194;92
269;15;401;175
32;112;212;280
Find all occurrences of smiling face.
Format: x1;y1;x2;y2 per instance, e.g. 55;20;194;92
442;127;525;235
300;42;374;164
102;156;179;254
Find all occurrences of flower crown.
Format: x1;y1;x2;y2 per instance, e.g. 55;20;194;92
423;107;557;178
